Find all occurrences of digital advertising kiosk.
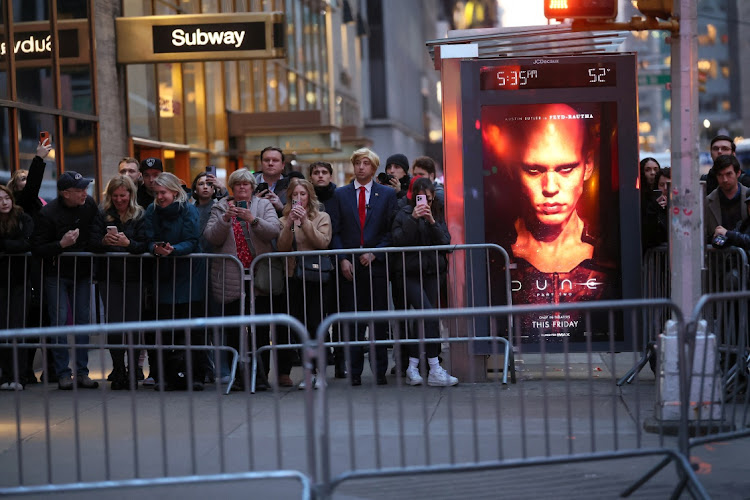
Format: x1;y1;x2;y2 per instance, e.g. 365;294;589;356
440;52;640;353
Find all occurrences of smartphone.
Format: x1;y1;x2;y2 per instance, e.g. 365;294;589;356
106;225;118;236
292;199;299;207
153;241;166;247
255;182;269;194
236;200;248;209
205;165;217;177
653;189;664;198
416;194;427;206
39;131;50;143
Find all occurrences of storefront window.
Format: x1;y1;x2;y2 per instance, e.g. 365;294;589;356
0;6;6;100
61;117;96;183
127;64;158;139
157;62;185;144
183;62;207;148
224;61;239;110
58;0;89;19
13;2;49;22
60;65;93;114
206;61;228;151
189;152;209;182
0;107;9;175
16;110;57;201
239;60;252;112
15;67;54;108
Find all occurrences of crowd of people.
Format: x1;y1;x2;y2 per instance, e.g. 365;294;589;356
0;144;457;392
641;134;750;254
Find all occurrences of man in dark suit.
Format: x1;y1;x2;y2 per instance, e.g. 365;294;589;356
330;148;398;385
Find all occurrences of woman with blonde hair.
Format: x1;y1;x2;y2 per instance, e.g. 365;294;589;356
91;175;147;390
144;172;206;391
277;178;332;388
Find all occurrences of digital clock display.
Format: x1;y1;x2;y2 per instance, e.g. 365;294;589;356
480;62;617;90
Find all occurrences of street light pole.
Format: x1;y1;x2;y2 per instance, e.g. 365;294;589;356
656;0;704;422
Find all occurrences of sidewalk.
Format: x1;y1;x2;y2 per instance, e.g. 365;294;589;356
0;351;744;499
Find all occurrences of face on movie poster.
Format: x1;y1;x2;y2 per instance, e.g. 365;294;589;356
482;102;622;344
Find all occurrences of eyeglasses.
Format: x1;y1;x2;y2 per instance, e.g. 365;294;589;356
712;146;733;153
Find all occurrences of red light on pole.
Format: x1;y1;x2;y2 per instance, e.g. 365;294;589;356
544;0;618;20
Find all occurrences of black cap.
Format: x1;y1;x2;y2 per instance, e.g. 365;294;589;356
385;154;409;173
57;171;92;191
140;157;164;173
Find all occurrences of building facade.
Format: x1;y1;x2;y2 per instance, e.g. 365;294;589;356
1;0;441;199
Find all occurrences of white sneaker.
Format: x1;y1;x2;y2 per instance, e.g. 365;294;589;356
298;377;327;390
405;366;423;386
7;382;23;391
218;375;232;385
142;377;155;387
0;382;10;390
427;366;458;387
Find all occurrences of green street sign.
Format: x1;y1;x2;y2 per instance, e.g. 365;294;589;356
638;73;671;86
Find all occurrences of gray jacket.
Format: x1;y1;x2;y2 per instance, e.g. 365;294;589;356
705;184;750;242
203;197;280;303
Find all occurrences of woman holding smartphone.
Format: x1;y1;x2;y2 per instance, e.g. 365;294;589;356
204;169;280;390
91;175;147;390
391;178;457;387
277;178;332;389
144;172;206;391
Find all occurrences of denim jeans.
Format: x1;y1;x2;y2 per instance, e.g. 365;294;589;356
44;277;92;380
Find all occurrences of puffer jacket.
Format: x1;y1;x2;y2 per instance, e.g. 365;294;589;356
144;201;204;304
277;210;332;276
203;197;280;303
391;204;451;276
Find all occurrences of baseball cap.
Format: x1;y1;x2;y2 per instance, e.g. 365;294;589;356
57;171;92;191
140;157;164;173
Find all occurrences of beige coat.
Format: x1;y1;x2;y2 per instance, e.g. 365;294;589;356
203;197;281;303
277;210;332;276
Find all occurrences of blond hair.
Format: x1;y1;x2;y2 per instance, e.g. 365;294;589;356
153;172;188;205
282;178;321;220
350;148;380;169
101;175;143;223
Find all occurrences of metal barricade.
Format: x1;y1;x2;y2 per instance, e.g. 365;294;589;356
0;315;314;499
690;292;750;438
0;252;245;394
622;245;750;386
313;300;708;499
245;244;513;392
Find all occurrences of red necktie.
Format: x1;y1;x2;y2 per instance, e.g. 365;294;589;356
358;186;366;246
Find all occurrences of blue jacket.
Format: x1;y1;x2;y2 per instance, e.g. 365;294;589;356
144;201;205;304
330;180;397;266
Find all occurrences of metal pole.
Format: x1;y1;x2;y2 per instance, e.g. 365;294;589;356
657;0;700;422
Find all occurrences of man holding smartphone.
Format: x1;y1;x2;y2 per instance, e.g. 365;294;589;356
32;171;99;389
254;146;289;216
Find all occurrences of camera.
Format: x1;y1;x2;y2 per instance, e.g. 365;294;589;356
255;182;269;194
713;234;727;248
377;172;395;185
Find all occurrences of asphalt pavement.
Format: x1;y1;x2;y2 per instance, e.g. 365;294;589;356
0;351;747;499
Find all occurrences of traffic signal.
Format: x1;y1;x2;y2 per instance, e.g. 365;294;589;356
544;0;618;20
635;0;674;20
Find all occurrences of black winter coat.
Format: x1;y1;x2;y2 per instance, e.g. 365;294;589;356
90;208;148;283
0;212;33;283
31;196;99;279
391;205;450;276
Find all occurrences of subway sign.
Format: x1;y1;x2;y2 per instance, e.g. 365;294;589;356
116;13;285;64
0;20;90;68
